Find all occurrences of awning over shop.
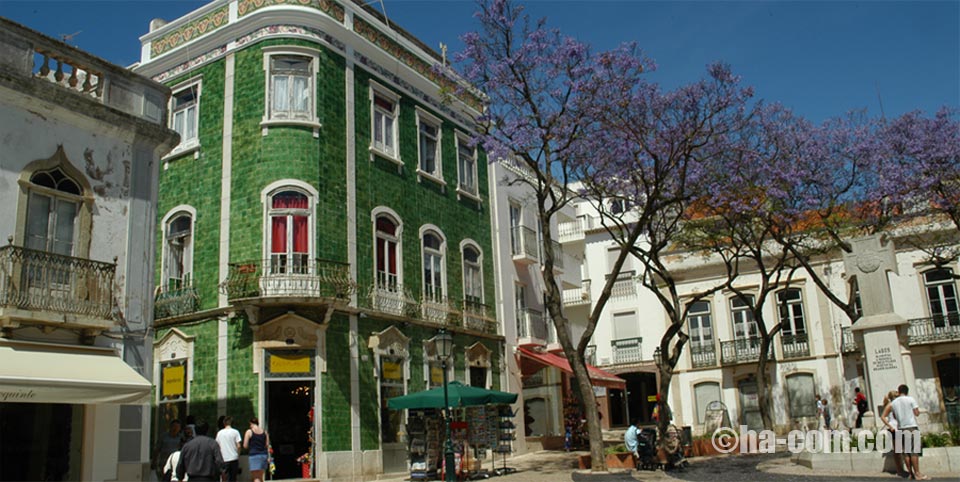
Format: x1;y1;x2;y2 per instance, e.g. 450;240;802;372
387;381;518;410
0;339;152;404
517;346;626;389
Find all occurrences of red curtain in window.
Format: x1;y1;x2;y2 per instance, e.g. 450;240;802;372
387;241;397;274
272;192;308;209
271;216;287;254
293;216;308;253
376;238;386;272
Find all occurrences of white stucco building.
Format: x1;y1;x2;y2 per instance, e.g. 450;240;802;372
573;192;960;435
0;18;177;481
489;159;625;452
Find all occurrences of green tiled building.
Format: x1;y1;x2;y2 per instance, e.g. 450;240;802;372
135;1;503;478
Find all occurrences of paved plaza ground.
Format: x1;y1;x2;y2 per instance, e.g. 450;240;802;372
369;449;957;482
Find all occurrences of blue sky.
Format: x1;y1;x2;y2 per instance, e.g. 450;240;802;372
2;0;957;122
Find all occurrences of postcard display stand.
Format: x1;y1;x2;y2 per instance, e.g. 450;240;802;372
407;409;442;480
494;405;516;475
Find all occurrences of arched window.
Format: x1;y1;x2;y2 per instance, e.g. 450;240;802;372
687;301;713;347
267;190;311;273
25;167;82;255
375;214;401;291
163;211;193;290
777;288;806;335
422;230;445;302
923;268;959;326
462;244;482;304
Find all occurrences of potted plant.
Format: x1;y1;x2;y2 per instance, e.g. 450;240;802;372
603;444;636;469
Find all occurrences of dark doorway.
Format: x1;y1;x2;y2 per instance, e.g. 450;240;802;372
266;380;314;479
608;388;627;427
937;357;960;428
469;366;487;387
622;372;657;425
0;403;82;481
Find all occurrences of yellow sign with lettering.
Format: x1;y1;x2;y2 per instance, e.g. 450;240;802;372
382;361;402;380
162;364;186;398
647;395;658;402
270;353;311;374
430;366;443;385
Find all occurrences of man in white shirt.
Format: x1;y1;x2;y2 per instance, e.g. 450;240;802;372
881;384;929;481
215;416;242;482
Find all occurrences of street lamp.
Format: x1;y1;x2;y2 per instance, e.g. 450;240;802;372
435;329;456;482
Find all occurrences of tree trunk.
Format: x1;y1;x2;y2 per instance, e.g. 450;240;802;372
756;334;775;431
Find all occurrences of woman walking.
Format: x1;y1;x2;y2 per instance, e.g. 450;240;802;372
243;418;271;482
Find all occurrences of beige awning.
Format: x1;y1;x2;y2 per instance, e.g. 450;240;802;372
0;339;152;404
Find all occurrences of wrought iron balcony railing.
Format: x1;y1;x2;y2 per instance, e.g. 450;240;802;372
720;338;771;365
420;294;461;326
510;226;539;262
154;278;200;320
517;307;551;342
841;326;860;353
690;343;717;368
461;298;497;334
781;332;811;359
612;337;642;364
563;280;592;307
0;244;115;321
221;258;354;301
908;315;960;345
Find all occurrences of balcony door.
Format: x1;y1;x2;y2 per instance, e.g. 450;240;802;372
24;169;81;299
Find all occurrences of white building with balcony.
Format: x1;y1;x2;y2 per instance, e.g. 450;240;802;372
573;194;960;435
489;159;624;451
0;17;177;482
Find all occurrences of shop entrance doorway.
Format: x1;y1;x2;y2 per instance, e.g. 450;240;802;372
265;380;314;479
0;403;82;481
622;372;656;424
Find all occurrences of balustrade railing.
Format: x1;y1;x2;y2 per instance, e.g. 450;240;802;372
781;332;811;359
612;337;642;364
563;280;591;307
558;218;584;242
690;343;717;368
719;338;770;365
518;308;549;341
841;326;860;353
0;18;168;124
907;315;960;345
610;276;637;299
0;245;115;320
420;294;460;326
221;258;354;301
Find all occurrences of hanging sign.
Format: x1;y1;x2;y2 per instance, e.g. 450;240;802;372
430;366;444;385
383;361;403;380
161;364;186;398
270;353;311;374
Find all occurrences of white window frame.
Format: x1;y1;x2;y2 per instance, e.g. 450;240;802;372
369;81;401;165
777;288;806;336
460;240;484;304
687;300;713;347
420;225;447;303
423;337;454;389
729;294;759;341
455;131;479;201
160;205;196;291
261;47;322;134
372;207;403;292
261;180;318;270
923;268;959;321
167;77;202;158
415;107;444;185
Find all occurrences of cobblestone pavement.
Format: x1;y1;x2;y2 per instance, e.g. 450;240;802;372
371;450;954;482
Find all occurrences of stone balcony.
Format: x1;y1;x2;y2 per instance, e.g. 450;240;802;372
460;299;497;334
690;343;717;368
221;258;355;308
781;332;811;359
510;226;539;265
611;337;643;364
0;244;116;334
0;17;170;127
518;308;554;345
562;280;592;307
719;338;772;365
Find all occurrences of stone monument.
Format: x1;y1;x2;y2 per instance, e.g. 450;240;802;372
843;235;914;418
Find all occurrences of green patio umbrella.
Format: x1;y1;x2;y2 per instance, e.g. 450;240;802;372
387;381;517;410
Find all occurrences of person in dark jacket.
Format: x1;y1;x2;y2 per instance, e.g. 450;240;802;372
176;420;223;482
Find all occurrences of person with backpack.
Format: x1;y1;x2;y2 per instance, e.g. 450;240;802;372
853;387;868;428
